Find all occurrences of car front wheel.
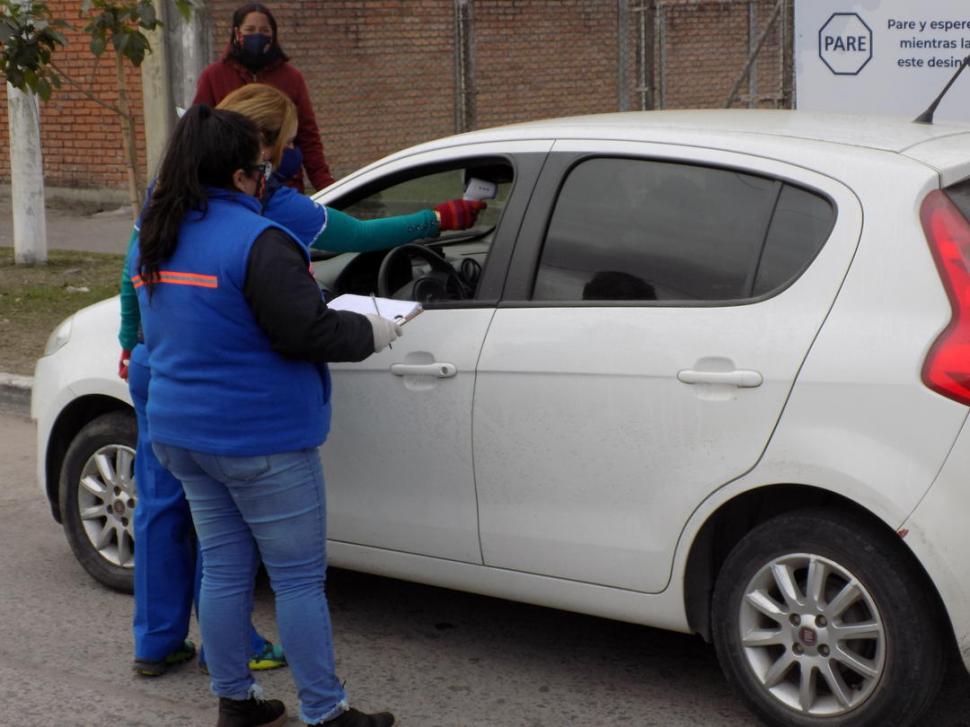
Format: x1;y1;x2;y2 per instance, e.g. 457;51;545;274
711;508;945;727
58;411;137;593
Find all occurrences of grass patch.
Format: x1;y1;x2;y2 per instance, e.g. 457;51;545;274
0;247;123;375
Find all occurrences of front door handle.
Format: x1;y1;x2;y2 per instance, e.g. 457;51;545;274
390;362;457;378
677;369;763;388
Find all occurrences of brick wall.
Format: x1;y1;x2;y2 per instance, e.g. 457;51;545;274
472;1;622;129
0;0;146;191
656;0;790;109
0;0;793;192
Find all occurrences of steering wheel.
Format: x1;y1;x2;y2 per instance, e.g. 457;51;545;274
377;243;468;302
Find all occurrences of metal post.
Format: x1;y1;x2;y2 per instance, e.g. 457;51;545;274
748;1;757;108
657;3;665;109
618;0;629;111
453;0;476;133
7;0;47;265
724;0;783;108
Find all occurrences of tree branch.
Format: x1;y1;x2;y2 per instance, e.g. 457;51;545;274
49;60;125;117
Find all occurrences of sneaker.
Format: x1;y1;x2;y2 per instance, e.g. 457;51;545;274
133;639;196;677
200;641;288;674
216;696;287;727
313;707;396;727
248;641;287;671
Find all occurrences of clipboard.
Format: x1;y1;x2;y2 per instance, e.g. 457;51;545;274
327;293;423;324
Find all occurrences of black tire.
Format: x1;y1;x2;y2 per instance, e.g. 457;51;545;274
59;410;137;593
711;508;945;727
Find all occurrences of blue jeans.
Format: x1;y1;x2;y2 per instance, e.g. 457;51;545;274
152;443;348;724
129;345;269;662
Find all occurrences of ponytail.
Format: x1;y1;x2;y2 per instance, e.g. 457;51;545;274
138;105;261;294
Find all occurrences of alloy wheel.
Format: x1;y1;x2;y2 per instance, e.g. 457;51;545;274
76;444;137;569
738;552;886;717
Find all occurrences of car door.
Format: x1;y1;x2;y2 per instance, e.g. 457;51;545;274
317;141;551;562
473;141;863;592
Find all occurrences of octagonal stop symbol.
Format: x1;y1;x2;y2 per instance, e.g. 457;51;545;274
819;13;873;75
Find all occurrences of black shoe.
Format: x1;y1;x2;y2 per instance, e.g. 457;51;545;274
314;707;396;727
216;696;287;727
133;639;196;677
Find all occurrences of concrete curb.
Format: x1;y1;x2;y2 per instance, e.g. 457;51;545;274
0;372;32;417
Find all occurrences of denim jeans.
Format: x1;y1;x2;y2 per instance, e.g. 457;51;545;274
153;443;348;724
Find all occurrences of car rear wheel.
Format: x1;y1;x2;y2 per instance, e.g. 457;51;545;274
711;508;945;727
59;411;137;593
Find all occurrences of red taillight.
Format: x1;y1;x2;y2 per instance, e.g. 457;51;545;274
921;190;970;405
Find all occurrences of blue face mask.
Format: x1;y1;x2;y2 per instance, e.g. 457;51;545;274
240;33;272;58
275;146;303;181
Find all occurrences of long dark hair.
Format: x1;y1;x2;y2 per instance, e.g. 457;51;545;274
228;3;288;62
138;105;262;293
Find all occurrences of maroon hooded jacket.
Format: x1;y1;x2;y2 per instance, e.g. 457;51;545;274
193;47;335;191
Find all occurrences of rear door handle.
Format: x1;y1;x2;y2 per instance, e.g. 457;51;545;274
677;369;763;388
390;362;457;378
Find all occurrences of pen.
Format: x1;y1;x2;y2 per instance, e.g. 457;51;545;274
371;292;392;349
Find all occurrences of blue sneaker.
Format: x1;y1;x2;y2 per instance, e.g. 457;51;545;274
248;641;287;671
199;641;287;673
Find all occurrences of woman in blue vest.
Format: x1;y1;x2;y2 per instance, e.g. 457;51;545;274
132;104;397;727
119;83;485;684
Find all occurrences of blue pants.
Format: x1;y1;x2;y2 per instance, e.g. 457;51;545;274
153;443;348;724
129;345;268;662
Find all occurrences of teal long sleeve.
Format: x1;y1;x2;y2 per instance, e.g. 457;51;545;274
118;227;140;351
312;207;439;252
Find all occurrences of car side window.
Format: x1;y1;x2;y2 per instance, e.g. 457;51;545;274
752;185;835;296
325;161;514;302
532;157;833;303
341;168;509;234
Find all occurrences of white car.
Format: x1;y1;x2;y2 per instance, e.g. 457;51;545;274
33;110;970;727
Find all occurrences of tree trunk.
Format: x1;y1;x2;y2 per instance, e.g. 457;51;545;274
7;82;48;265
115;50;144;221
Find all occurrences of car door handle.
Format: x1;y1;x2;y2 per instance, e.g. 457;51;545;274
390;362;457;378
677;369;763;388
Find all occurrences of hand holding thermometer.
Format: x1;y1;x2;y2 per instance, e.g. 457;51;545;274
463;177;498;202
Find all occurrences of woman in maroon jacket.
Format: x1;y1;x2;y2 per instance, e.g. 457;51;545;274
193;3;335;191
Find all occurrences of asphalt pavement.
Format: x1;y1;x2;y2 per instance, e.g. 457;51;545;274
0;409;764;726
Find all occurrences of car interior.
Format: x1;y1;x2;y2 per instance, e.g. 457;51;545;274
313;160;514;304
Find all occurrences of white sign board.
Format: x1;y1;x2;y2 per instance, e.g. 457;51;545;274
795;0;970;121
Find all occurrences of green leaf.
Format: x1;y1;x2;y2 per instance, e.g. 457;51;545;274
90;34;105;55
112;30;129;54
174;0;193;21
139;1;155;27
34;76;51;101
80;0;92;12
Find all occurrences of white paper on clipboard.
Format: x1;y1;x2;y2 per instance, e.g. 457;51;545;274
327;293;423;324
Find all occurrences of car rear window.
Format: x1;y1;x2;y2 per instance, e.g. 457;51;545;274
532;157;835;303
945;178;970;221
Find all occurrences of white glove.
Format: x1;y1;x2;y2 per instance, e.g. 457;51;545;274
366;314;402;353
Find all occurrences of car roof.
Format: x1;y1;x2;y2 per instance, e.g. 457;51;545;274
448;110;970;154
334;110;970;192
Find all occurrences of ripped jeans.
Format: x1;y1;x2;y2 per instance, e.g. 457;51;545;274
153;444;348;724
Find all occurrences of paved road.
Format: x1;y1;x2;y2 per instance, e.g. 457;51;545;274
3;409;969;726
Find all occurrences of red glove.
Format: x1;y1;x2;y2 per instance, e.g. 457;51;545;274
119;349;131;380
434;199;486;231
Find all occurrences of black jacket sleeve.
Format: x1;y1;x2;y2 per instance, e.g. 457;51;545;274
243;228;375;363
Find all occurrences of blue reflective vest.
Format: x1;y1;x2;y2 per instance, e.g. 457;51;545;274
132;188;331;456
